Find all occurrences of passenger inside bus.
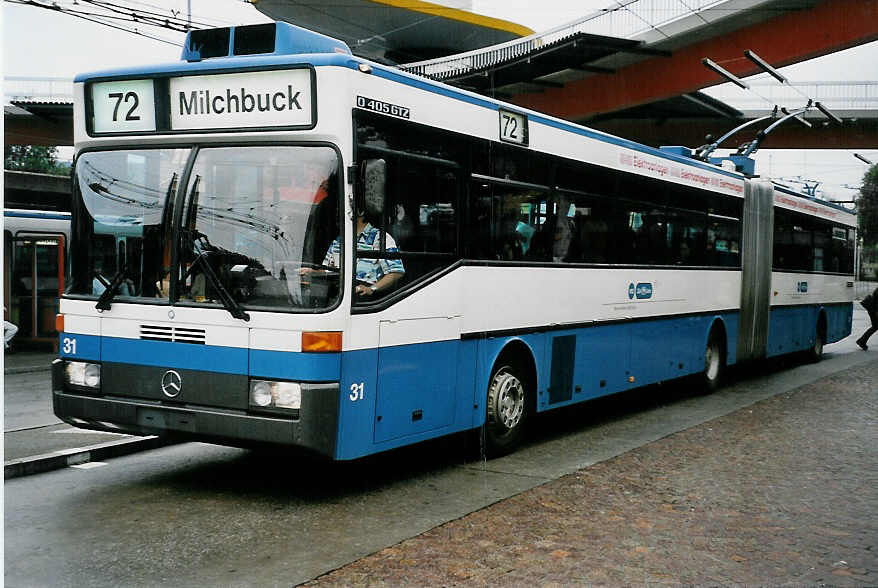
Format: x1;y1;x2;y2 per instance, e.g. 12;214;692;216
552;200;576;262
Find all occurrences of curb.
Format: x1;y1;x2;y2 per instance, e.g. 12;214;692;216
4;436;172;480
4;365;52;375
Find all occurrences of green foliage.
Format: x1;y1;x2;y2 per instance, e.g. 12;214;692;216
4;145;70;176
859;164;878;247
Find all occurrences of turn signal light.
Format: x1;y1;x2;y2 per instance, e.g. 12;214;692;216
302;331;342;352
55;314;65;333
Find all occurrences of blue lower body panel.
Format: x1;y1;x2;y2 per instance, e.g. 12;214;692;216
766;303;852;358
58;303;851;460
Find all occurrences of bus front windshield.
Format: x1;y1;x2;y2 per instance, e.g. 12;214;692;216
69;145;342;312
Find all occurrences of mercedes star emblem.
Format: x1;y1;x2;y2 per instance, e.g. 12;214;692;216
161;370;183;398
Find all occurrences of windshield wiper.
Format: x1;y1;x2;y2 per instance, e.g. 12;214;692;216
95;265;129;311
185;231;250;322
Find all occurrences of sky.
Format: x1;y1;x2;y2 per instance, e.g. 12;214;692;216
2;0;876;199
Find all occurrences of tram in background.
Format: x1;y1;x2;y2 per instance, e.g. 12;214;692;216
4;208;70;349
53;22;856;460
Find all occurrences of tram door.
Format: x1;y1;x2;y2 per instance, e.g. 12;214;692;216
6;234;65;347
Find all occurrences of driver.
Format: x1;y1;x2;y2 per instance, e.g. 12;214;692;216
303;210;404;298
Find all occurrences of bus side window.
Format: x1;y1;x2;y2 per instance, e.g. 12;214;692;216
349;156;459;304
377;161;458;290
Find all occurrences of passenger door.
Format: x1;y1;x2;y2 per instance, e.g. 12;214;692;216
374;316;460;443
9;235;65;345
359;155;462;444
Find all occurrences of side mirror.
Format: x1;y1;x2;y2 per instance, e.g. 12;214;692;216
361;159;386;218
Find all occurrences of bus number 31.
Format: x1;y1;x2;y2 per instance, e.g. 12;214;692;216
62;337;77;355
349;382;365;402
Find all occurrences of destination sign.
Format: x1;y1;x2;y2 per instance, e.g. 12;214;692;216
169;69;314;131
91;79;157;134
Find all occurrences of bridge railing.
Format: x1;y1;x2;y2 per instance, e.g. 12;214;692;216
703;81;878;112
4;76;73;103
400;0;729;79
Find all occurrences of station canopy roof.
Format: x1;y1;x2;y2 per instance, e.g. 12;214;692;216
251;0;533;64
442;31;670;94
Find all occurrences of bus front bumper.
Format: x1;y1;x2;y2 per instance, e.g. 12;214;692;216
51;359;340;458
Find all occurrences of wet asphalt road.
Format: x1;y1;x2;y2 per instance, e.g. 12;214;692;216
4;317;876;587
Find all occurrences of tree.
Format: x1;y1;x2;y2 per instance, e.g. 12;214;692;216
4;145;70;176
858;165;878;280
859;164;878;247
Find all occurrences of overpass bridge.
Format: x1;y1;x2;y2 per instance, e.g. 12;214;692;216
588;81;878;150
7;77;876;151
399;0;878;121
5;0;878;151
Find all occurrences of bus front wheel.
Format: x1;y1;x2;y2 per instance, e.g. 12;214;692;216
485;364;528;456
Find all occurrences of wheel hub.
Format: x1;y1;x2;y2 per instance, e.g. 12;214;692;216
495;373;524;430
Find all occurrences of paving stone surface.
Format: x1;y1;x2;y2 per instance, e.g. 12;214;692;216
306;360;878;586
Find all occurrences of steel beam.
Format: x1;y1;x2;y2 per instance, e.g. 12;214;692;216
509;0;878;120
589;116;878;150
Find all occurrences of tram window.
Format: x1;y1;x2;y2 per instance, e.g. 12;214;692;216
555;159;622;202
706;195;742;268
467;182;549;262
666;208;707;266
813;224;829;272
90;235;117;294
488;145;552;186
178;145;342;311
386;164;457;256
773;209;814;272
626;205;667;265
617;173;667;209
668;184;709;216
70;148;189;300
831;227;856;274
823;224;854;274
356;115;467;165
706;216;740;267
354;157;459;302
550;192;626;264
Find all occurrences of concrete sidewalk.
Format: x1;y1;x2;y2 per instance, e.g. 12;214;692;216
306;358;878;586
3;349;55;375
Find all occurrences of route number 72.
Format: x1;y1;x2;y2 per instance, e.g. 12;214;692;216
499;109;527;145
108;91;141;122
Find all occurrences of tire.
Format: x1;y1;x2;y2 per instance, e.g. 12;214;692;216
484;363;528;457
808;324;825;363
701;328;725;393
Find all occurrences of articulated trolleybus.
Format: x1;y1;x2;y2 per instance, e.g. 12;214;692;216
54;22;856;459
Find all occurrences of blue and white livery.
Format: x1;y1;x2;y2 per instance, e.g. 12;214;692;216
53;21;856;460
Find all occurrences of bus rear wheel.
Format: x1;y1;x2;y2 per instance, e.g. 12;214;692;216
485;364;528;457
700;329;725;393
808;325;825;363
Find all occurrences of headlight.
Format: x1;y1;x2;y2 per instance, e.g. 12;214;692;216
249;380;301;411
251;381;273;407
65;361;101;389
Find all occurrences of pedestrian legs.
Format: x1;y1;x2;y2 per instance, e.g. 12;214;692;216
4;320;18;349
856;310;877;350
